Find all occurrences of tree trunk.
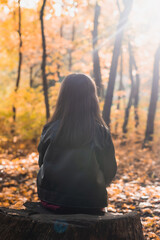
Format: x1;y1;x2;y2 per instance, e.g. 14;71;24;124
29;66;33;87
13;0;22;121
102;0;133;126
115;49;124;133
132;53;140;128
57;23;63;81
40;0;50;120
0;202;144;240
123;42;134;134
117;50;124;110
144;45;160;143
92;1;102;97
68;23;75;71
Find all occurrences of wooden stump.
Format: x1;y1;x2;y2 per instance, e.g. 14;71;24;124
0;202;144;240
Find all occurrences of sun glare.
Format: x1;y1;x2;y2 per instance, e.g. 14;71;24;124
20;0;76;17
133;0;160;37
20;0;39;9
11;0;160;40
54;0;62;17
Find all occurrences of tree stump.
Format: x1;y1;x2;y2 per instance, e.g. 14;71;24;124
0;202;144;240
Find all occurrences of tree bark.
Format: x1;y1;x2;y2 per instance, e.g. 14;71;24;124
29;66;33;87
115;49;124;133
13;0;22;121
123;42;134;133
68;23;75;71
144;45;160;143
132;53;140;128
102;0;133;126
40;0;50;120
0;202;144;240
117;49;124;110
92;1;102;97
57;22;63;81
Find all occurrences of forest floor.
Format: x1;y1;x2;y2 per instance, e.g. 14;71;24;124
0;138;160;240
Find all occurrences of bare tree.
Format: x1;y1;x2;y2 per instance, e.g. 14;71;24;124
40;0;50;120
144;45;160;144
132;53;140;128
13;0;22;121
29;63;40;87
57;22;63;80
102;0;133;126
29;66;33;88
92;1;102;97
68;23;75;71
123;42;135;133
115;49;125;133
122;41;140;133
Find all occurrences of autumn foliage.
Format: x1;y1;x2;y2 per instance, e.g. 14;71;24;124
0;0;160;239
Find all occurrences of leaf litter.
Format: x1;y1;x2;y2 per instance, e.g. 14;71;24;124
0;139;160;239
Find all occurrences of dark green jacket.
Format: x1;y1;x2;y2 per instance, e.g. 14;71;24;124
37;120;117;208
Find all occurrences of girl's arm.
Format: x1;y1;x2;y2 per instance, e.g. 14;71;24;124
102;132;117;186
96;127;117;186
38;125;50;167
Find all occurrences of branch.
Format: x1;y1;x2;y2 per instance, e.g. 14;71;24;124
46;72;54;77
116;0;121;13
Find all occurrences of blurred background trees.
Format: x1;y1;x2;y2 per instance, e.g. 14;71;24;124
0;0;160;147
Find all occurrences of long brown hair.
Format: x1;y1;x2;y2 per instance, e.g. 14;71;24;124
49;73;106;147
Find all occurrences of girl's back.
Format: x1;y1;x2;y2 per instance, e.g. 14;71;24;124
37;73;117;210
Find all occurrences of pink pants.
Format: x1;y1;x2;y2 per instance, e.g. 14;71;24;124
41;200;61;211
41;200;105;214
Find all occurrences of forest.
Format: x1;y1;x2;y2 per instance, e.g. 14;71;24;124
0;0;160;239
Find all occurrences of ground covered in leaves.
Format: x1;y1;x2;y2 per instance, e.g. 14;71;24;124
0;139;160;240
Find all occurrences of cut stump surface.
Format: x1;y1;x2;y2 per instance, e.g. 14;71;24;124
0;202;144;240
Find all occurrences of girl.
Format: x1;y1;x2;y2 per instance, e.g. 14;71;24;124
37;73;117;214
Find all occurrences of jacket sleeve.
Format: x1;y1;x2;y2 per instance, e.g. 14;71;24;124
96;128;117;186
38;125;50;167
